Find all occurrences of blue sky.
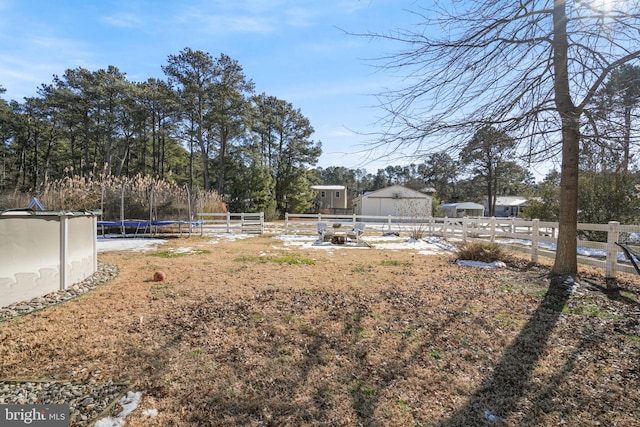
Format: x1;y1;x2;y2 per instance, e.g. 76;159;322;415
0;0;425;173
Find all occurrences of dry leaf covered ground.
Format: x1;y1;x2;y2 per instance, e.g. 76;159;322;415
1;233;640;426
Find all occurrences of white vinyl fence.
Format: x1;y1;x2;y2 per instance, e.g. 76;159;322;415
283;213;640;279
197;212;264;234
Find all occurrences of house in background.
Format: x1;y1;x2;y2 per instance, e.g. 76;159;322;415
487;196;530;217
353;185;432;217
441;202;485;217
311;185;348;213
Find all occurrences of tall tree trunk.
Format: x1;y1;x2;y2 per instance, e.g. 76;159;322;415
198;124;209;190
487;169;493;216
217;128;227;196
622;105;632;172
552;0;579;277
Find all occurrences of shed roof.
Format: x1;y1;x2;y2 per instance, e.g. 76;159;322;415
441;202;485;209
492;196;529;207
311;185;346;191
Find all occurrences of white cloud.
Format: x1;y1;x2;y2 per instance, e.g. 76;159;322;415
284;6;320;27
100;13;144;28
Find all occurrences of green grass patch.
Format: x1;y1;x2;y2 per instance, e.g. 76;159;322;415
380;260;413;267
493;311;527;328
352;264;374;273
429;350;442;360
497;281;548;298
562;303;625;320
620;291;638;302
150;248;211;258
622;334;640;343
150;282;188;299
235;254;315;265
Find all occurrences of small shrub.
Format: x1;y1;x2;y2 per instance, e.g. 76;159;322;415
456;241;506;263
408;223;427;240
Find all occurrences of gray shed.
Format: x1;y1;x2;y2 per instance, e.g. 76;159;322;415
353;185;432;217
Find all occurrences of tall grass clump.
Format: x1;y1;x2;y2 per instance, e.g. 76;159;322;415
455;241;507;263
0;169;226;220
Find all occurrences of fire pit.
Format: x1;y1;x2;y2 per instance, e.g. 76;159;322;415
331;235;346;244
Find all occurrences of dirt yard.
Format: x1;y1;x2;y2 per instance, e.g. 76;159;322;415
1;234;640;426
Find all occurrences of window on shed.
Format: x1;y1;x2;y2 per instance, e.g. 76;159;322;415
335;191;340;198
321;191;326;198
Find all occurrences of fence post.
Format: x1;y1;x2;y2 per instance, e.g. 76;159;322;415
443;217;449;240
532;219;539;263
490;217;496;243
606;221;620;279
226;212;231;233
284;212;289;234
463;216;468;241
260;212;265;234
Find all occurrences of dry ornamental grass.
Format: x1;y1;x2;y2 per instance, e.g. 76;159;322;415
1;234;640;426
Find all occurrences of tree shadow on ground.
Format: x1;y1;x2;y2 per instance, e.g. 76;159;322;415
436;281;571;426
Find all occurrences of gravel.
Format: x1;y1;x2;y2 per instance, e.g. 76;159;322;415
0;380;128;426
1;262;130;426
0;262;119;322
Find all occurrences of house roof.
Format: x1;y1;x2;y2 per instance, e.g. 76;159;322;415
491;196;529;207
354;185;430;201
311;185;346;191
441;202;485;210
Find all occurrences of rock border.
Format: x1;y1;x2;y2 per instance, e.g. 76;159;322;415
0;262;119;322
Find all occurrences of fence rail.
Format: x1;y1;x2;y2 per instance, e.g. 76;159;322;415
197;212;264;234
283;213;640;279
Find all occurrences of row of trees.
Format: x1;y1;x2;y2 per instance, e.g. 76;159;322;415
0;48;321;217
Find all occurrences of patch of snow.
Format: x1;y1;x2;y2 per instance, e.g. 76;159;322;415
142;408;158;418
94;391;142;427
99;233;456;255
205;233;256;240
564;276;580;292
277;234;447;253
483;408;506;423
456;260;507;269
97;237;166;253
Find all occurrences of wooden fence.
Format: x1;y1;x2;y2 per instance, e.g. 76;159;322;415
197;212;264;234
283;213;640;279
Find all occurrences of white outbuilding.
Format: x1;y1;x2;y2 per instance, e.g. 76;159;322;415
352;185;432;217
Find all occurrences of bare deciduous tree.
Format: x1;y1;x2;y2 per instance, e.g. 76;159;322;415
363;0;640;278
